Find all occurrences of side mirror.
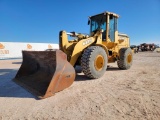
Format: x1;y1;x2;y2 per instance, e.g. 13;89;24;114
88;17;91;25
88;19;90;25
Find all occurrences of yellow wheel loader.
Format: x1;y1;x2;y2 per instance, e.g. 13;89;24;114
14;11;133;99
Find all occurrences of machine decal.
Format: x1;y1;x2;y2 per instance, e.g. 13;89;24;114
82;39;92;46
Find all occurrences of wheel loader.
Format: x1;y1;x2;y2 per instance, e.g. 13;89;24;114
14;11;133;99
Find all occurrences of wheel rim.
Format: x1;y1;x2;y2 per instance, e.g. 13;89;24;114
94;55;104;71
127;53;132;64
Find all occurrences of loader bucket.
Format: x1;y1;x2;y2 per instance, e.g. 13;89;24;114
13;50;75;99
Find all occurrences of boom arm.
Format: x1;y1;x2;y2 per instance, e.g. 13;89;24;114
59;29;107;66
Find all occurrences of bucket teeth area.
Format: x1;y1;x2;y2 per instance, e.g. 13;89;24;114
14;50;75;99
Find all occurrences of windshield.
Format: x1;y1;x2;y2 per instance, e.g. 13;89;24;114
90;14;106;33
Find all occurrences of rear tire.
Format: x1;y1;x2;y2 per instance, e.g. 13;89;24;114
117;48;133;70
81;46;108;79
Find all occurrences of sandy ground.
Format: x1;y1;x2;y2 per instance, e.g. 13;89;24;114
0;52;160;120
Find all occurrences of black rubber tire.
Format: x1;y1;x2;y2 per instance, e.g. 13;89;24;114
117;48;133;70
81;46;108;79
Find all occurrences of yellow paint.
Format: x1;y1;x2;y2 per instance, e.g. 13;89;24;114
59;11;131;66
127;53;132;64
94;55;104;71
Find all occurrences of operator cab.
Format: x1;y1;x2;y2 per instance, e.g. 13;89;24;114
88;11;119;42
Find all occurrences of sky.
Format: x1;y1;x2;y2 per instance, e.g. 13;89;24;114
0;0;160;45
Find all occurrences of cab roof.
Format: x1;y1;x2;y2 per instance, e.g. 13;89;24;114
90;11;119;18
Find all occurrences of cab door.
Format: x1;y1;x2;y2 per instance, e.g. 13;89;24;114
109;16;117;42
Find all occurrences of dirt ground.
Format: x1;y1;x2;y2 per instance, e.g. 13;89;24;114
0;52;160;120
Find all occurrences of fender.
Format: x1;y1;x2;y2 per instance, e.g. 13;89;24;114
69;37;95;66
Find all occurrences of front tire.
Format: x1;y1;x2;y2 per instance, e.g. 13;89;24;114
117;48;133;70
81;46;108;79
